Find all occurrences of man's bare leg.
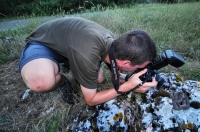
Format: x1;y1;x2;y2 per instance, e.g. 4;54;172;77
21;58;75;104
21;58;61;93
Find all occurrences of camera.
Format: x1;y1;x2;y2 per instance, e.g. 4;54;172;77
125;50;185;88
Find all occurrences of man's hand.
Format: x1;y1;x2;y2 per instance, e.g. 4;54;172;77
121;69;158;93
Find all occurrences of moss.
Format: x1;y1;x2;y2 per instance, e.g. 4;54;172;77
123;116;127;124
197;83;200;88
113;115;118;121
186;122;194;129
118;112;123;120
180;124;187;129
176;72;185;82
157;90;170;97
112;112;124;122
130;93;136;102
136;124;142;132
151;90;170;98
107;121;111;125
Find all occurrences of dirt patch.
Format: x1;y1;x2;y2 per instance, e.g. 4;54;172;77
0;59;90;131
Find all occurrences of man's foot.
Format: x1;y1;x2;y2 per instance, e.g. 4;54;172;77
59;76;75;104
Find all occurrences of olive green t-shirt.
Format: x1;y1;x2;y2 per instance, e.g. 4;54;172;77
25;17;114;89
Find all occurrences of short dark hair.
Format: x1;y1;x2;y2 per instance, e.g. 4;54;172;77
113;30;157;66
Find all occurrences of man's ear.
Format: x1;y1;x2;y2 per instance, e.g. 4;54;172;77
121;60;131;67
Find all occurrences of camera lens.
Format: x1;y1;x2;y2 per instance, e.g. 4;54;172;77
154;74;165;88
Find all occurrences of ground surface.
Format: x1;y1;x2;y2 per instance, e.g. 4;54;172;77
0;59;91;131
0;59;113;132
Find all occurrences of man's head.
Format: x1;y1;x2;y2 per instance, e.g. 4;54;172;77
113;30;157;68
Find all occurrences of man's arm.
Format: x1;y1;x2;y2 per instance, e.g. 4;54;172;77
81;85;119;106
81;69;158;106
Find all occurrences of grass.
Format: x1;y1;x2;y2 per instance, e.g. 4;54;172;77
0;2;200;131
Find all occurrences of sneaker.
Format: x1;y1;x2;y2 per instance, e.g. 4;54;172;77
59;76;75;104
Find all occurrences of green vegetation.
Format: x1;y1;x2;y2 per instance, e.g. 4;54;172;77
1;0;198;17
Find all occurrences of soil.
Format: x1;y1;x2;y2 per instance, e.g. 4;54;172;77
0;59;90;131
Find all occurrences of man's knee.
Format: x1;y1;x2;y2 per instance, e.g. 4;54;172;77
20;58;60;93
23;72;57;93
21;65;58;93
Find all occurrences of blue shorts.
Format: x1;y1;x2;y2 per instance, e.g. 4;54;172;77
19;41;66;72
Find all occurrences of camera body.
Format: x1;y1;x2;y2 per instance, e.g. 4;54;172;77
128;50;185;87
146;50;185;70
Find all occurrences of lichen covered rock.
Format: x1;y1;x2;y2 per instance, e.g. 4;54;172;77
69;73;200;132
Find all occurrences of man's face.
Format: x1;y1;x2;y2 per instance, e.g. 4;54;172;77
118;61;150;72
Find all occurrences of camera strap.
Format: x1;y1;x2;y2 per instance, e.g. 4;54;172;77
109;43;125;94
108;43;148;95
